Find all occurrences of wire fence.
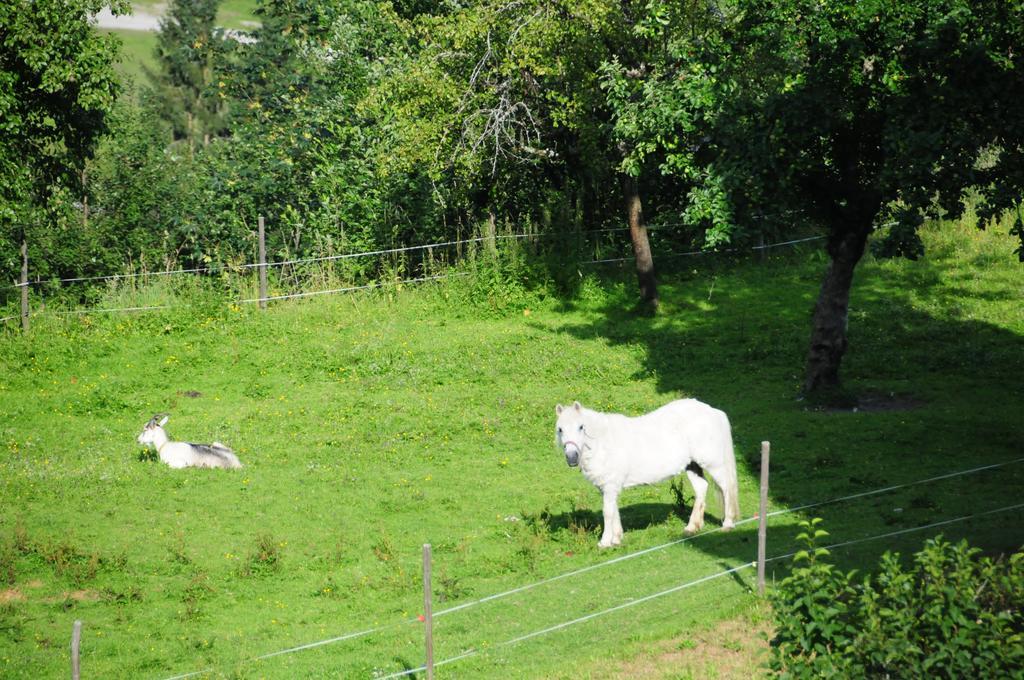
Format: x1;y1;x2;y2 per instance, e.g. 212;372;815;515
4;228;593;292
382;501;1024;680
766;501;1024;564
583;234;827;265
235;273;465;304
1;223;703;291
376;561;759;680
2;227;825;324
157;453;1024;680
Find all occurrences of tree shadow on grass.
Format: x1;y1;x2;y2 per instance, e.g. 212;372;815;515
532;248;1024;573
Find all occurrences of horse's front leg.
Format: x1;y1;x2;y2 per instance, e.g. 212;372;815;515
599;487;622;548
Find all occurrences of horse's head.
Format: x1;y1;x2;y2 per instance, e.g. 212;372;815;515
554;401;586;467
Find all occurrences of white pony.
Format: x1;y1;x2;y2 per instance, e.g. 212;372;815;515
137;414;242;469
554;399;740;548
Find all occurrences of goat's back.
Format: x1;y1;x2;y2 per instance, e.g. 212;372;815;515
188;443;243;469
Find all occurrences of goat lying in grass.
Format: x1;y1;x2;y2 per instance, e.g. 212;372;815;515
137;414;242;469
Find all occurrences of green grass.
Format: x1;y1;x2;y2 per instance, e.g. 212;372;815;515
1;219;1022;678
216;0;260;30
104;28;157;88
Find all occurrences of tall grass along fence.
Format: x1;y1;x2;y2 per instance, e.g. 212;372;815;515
97;449;1023;679
1;215;827;331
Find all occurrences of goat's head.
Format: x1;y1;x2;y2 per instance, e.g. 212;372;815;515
138;414;170;446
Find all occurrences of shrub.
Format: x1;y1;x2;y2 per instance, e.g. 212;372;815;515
770;519;1024;678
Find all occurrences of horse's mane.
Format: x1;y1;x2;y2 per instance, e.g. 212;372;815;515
579;406;611;440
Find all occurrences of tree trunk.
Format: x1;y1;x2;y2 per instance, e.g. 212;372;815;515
804;227;870;393
623;174;658;308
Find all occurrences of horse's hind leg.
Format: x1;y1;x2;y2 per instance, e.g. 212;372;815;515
705;463;738;530
684;467;708;534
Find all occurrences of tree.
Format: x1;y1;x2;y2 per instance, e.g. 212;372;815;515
87;95;203;272
215;0;404;261
600;2;736;250
147;0;231;154
601;2;734;308
370;0;668;303
609;0;1024;394
718;0;1024;393
0;0;126;284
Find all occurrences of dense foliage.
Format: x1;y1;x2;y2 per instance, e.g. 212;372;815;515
1;219;1022;677
146;0;230;150
603;0;1024;390
2;0;1023;390
771;520;1024;678
0;0;126;283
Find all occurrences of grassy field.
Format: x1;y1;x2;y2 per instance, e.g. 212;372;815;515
1;218;1022;678
105;28;157;88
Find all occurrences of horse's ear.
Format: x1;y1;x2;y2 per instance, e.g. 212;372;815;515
555;404;563;415
573;401;581;412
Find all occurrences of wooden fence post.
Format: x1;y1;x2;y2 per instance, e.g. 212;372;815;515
71;619;82;680
257;216;267;310
757;441;770;595
484;211;497;257
423;543;434;679
20;238;29;333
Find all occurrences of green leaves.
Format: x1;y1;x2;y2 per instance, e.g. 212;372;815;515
771;521;1024;678
872;208;925;260
0;0;125;290
0;0;123;207
1010;209;1024;262
146;0;229;147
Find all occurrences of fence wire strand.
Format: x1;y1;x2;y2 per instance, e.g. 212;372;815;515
378;561;757;679
50;304;173;316
237;273;462;304
378;501;1024;679
157;454;1024;680
581;235;825;265
765;455;1024;520
4;232;824;321
4;230;551;290
4;227;820;295
767;501;1024;564
0;216;904;294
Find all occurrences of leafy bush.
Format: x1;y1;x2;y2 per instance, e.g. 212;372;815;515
770;519;1024;678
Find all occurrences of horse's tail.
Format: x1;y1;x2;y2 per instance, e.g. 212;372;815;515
720;412;741;522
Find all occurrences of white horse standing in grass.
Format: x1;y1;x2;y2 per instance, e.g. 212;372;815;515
554;399;740;548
